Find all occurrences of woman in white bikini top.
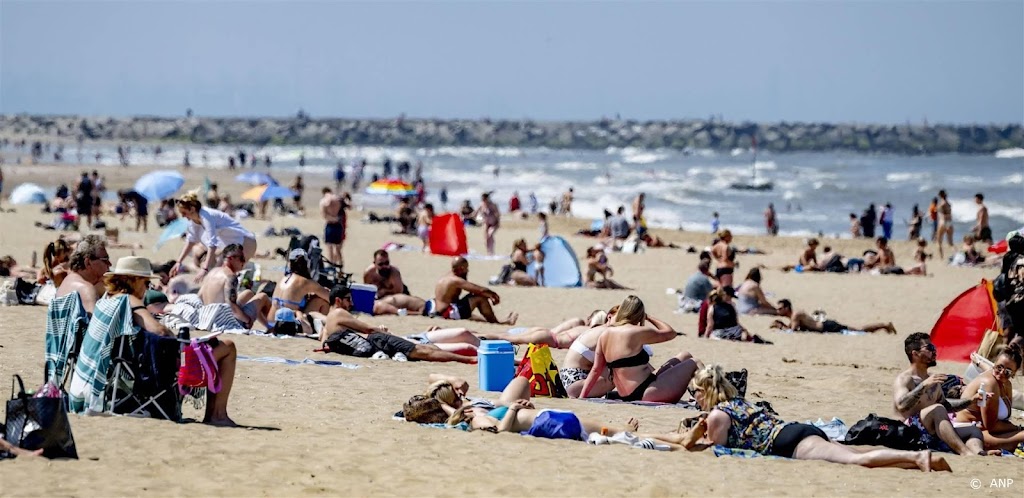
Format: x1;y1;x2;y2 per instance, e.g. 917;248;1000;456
954;344;1024;452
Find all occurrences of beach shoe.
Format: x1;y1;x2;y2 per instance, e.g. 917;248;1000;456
392;352;409;362
371;351;390;360
608;431;640;446
587;433;612;445
632;439;672;451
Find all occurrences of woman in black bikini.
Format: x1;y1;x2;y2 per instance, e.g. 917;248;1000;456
507;239;537;286
267;249;331;334
579;295;701;403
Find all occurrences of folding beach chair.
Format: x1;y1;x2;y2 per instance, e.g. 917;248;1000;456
44;292;89;392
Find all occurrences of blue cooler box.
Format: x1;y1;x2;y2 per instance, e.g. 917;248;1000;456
478;340;515;392
349;283;377;315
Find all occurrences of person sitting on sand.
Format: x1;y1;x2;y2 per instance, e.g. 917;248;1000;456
771;299;896;334
735;268;778;315
560;309;619;398
672;364;950;471
37;238;72;286
906;239;931;276
954;343;1024;452
429;257;517;324
363;249;426;315
585;246;630;290
580;295;701;403
318;285;476;363
863;236;899;273
799;238;821;270
267;248;331;334
104;256;239;426
893;333;988;456
506;239;538;287
678;257;718;312
954;234;985;266
705;287;771;344
198;244;271;330
711;229;738;287
54;235;110;314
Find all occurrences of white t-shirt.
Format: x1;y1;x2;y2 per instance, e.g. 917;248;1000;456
185;207;254;249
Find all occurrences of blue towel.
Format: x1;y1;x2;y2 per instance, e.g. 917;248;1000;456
238;355;361;369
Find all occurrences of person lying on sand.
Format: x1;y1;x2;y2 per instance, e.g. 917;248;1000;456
672;364;951;471
475;310;607;348
429;257;517;324
771;299;896;334
363;249;427;315
316;285;477;364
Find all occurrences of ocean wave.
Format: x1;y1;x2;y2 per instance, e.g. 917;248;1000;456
995;148;1024;159
885;172;929;182
951;198;1024;224
1002;173;1023;184
553;161;600;171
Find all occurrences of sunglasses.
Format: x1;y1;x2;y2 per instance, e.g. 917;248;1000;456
93;256;111;264
993;364;1016;376
920;344;937;353
688;386;705;397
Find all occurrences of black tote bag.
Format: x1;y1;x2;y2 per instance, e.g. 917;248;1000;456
4;375;79;459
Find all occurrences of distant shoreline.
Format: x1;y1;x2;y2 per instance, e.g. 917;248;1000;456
1;114;1021;155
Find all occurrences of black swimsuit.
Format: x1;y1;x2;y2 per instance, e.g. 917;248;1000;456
605;349;656;402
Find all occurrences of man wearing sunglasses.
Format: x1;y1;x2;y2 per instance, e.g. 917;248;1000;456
54;234;110;314
198;244;271;330
892;332;987;456
363;249;426;316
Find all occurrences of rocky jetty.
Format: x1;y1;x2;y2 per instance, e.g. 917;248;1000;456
1;114;1020;154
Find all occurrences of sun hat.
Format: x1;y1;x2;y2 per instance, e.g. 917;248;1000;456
104;256;156;278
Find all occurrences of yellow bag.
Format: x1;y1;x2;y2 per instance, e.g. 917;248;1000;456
516;344;567;398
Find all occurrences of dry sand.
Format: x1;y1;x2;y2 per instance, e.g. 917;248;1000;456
0;162;1021;497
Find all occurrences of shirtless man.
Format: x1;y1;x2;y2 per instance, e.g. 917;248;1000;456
865;236;897;271
893;332;987;456
319;187;344;267
54;235;110;314
561;187;574;217
772;299;896;334
363;249;426;315
972;193;991;244
936;190;954;258
198;243;271;329
431;257;517;324
798;238;820;270
318;285;476;363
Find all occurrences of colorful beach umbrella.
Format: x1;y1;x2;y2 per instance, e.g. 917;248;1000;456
365;178;415;196
241;184;296;202
235;172;278;186
134;170;185;203
155;217;189;249
9;183;47;204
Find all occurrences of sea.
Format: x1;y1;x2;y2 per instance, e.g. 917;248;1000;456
6;141;1023;240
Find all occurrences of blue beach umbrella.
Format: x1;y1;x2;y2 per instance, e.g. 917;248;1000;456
9;183;48;204
235;172;278;186
241;184;296;202
155;218;190;249
134;170;185;202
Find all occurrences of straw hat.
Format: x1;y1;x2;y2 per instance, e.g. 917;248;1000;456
104;256;156;278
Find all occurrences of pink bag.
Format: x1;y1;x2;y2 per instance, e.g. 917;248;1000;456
178;339;221;395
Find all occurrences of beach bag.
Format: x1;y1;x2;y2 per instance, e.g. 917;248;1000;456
977;328;1006;362
496;264;514;285
177;340;221;395
842;414;925;450
515;344;566;398
725;369;748;399
4;375;78;459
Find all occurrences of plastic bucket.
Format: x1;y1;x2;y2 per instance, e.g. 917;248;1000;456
478;340;515;392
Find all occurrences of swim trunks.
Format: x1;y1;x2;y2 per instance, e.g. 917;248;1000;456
904;415;952;452
366;332;416;358
433;296;472;320
820;320;847;333
523;410;586;441
324;221;344;245
715;267;734;278
558;367;589;388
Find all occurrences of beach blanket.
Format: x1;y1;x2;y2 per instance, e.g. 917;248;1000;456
777;328;867;336
68;295;137;414
713;445;786;459
238;355;360;369
45;292;88;385
583;397;701;411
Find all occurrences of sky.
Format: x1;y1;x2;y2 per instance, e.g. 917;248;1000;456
1;1;1022;124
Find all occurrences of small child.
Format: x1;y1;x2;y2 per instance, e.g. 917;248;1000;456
417;203;435;252
532;243;545;286
538;212;549;240
906;238;931;275
711;212;720;234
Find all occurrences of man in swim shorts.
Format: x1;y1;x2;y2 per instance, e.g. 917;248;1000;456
362;249;426;315
892;333;986;456
430;257;517;324
772;299;896;334
319;187;345;267
317;285;476;363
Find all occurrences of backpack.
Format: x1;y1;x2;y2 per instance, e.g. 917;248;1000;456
842;413;925;450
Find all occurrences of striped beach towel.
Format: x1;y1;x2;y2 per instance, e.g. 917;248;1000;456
44;292;88;385
161;294;248;334
68;295;137;414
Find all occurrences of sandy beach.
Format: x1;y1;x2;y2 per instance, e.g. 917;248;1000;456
0;161;1021;497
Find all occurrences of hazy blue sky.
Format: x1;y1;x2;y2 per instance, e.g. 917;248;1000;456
1;1;1021;124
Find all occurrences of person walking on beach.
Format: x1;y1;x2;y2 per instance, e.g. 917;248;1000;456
928;197;939;241
334;161;346;192
764;203;778;236
849;213;861;238
936;190;954;258
561;187;574;217
0;165;4;209
528;192;538;214
472;192;501;255
292;174;305;215
75;171;94;229
711;212;720;234
862;204;877;238
908;204;923;240
972;193;991;243
439;186;449;212
879;203;895;240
